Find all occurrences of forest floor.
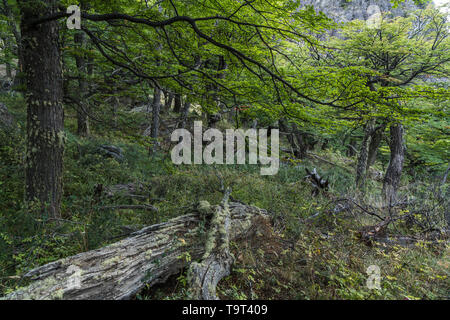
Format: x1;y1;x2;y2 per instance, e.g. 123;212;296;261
0;93;448;300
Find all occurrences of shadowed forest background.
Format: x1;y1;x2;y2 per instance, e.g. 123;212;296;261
0;0;448;300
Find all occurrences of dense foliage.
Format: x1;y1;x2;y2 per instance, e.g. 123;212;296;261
0;0;448;300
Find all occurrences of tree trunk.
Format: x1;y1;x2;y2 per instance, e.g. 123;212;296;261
356;120;374;189
3;38;13;79
279;119;297;157
383;124;405;205
74;31;89;137
150;86;161;154
173;93;182;113
292;123;308;159
346;138;357;157
367;123;386;169
179;99;190;129
2;0;22;88
164;91;174;111
20;0;64;219
3;201;269;300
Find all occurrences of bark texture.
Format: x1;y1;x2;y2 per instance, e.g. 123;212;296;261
173;94;182;113
383;124;405;204
3;201;269;300
20;0;64;218
356;120;374;189
367;123;386;169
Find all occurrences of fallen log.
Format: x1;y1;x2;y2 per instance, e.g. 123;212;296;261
3;200;269;300
188;189;233;300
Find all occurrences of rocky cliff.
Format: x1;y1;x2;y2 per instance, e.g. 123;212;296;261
301;0;427;22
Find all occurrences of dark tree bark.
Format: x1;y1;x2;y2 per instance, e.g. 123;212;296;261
383;124;405;205
173;93;182;113
356;120;374;189
150;86;162;154
20;0;64;218
180;99;190;129
280;119;301;158
279;120;309;159
292;123;308;159
74;31;89;137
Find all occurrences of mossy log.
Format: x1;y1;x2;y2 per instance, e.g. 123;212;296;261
188;189;234;300
3;201;269;300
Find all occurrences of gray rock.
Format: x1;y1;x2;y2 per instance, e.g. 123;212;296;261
0;103;15;129
129;104;152;113
0;79;13;92
300;0;422;23
97;145;124;162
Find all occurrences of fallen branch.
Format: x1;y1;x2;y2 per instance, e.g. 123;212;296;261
99;204;158;212
307;152;353;173
361;231;449;248
2;200;269;300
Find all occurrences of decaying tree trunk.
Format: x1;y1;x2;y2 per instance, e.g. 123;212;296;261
3;200;269;300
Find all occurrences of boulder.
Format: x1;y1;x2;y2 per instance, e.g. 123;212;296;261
97;145;124;162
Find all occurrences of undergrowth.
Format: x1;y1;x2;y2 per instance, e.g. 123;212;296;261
0;94;448;299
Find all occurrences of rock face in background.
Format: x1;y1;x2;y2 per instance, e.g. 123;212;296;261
301;0;425;22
